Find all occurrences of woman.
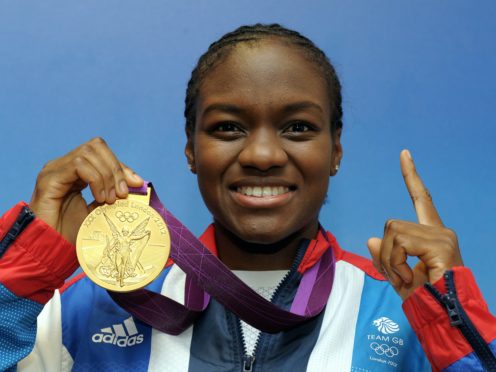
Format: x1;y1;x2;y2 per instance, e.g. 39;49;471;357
0;24;494;371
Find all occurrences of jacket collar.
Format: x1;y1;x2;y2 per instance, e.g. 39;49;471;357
198;224;342;275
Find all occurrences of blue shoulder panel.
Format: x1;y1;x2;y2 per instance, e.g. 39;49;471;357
61;266;171;371
444;339;496;371
351;275;430;371
0;283;43;371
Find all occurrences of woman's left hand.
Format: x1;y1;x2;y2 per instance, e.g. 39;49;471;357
367;150;464;300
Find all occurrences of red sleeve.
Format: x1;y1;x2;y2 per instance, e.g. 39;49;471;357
0;202;79;304
402;266;496;371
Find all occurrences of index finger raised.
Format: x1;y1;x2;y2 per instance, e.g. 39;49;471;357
400;149;443;227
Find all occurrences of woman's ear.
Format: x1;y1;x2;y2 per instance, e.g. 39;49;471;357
185;129;197;174
330;128;343;177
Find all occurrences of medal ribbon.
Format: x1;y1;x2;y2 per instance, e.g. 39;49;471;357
108;183;336;335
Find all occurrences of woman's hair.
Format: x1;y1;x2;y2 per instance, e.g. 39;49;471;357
184;23;343;136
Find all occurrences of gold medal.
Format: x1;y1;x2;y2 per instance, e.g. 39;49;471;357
76;187;170;292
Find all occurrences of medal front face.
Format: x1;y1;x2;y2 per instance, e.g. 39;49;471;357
76;198;170;292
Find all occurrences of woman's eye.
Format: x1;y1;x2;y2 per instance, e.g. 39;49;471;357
209;121;245;139
214;122;241;132
286;121;313;133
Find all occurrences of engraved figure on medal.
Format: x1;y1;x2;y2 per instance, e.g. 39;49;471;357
98;212;151;287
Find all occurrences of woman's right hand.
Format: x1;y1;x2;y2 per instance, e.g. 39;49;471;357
29;137;144;245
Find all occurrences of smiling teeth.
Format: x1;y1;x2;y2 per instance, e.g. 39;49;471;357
237;186;289;197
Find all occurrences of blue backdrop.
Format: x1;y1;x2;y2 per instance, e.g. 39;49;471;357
1;1;494;311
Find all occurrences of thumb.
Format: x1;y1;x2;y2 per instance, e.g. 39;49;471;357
367;237;382;274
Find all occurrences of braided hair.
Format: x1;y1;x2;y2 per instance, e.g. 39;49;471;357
184;23;343;137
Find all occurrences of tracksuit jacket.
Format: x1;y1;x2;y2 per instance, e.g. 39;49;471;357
0;202;495;371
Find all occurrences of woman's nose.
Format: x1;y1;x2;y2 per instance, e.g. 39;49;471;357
237;128;288;171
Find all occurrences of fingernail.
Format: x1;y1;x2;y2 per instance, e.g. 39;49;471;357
100;190;106;201
133;173;143;182
405;149;412;160
109;188;116;201
119;180;128;194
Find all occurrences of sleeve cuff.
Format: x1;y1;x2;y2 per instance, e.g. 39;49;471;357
0;202;79;304
402;267;496;371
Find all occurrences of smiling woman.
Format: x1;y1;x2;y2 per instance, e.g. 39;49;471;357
0;23;495;372
188;39;342;269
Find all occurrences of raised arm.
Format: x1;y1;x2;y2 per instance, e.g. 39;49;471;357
367;150;496;371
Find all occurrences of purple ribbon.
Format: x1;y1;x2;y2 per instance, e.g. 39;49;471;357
108;183;336;334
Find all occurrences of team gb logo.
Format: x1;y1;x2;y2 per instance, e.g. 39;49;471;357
373;317;400;334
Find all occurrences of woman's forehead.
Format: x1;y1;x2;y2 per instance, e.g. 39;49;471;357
197;40;330;112
204;40;324;84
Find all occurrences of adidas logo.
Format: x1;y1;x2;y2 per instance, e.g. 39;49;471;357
92;317;144;347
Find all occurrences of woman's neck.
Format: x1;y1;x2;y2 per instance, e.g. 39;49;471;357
214;221;319;271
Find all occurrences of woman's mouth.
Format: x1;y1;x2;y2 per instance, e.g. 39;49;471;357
230;184;296;208
236;186;290;197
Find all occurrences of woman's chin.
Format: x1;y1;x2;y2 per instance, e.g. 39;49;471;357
217;218;316;248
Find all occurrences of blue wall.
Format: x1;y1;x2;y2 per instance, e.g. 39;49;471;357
1;1;495;311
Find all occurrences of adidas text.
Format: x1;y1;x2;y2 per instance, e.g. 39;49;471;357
92;333;144;347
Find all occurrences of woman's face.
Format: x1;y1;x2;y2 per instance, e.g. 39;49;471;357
186;40;342;245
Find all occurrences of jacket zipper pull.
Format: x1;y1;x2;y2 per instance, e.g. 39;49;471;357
424;274;462;327
443;294;463;326
443;271;463;327
0;206;35;257
243;355;255;371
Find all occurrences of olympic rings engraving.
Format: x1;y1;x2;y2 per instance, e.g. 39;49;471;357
115;210;139;223
370;342;399;358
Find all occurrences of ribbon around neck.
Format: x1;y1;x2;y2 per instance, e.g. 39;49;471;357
108;182;336;335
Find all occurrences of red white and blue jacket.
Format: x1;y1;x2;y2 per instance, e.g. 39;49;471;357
0;203;495;371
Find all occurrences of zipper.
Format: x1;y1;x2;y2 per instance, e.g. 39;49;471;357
238;241;308;371
0;206;35;258
240;324;257;372
242;355;255;371
424;271;496;371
